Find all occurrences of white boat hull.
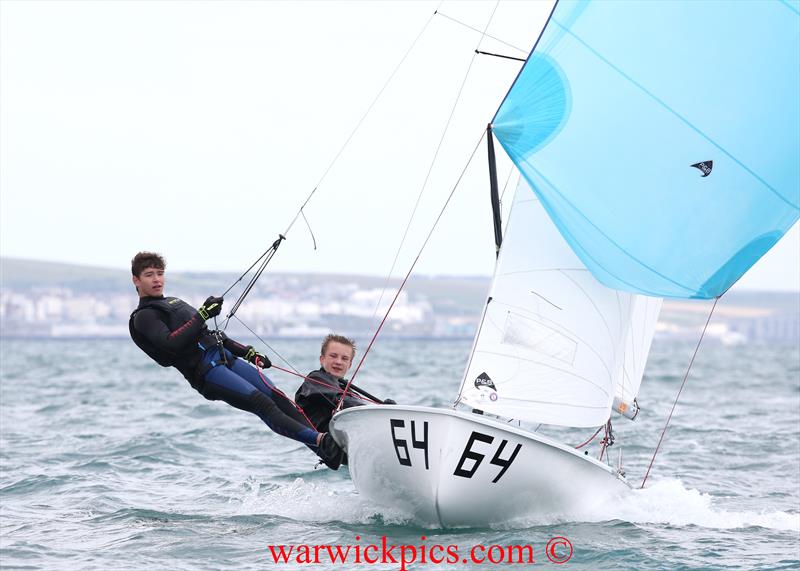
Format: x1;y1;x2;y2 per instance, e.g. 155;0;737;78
330;405;630;527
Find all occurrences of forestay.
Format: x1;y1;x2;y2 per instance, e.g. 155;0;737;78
458;179;660;427
492;0;800;299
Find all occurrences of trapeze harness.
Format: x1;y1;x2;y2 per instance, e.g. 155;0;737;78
129;295;318;446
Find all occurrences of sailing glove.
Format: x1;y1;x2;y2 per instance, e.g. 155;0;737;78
244;346;271;369
198;295;223;320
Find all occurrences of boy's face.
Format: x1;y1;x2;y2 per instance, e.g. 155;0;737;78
133;267;165;298
320;341;354;379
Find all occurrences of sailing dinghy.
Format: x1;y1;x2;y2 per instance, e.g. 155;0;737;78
330;0;799;527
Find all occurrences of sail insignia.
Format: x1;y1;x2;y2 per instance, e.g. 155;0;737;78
690;161;713;177
474;372;496;391
473;373;498;402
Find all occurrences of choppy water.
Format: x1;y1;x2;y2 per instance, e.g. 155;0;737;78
1;337;798;570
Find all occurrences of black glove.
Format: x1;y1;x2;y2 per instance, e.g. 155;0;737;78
383;399;397;405
198;295;223;320
244;346;271;368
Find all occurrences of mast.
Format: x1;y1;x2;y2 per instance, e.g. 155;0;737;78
487;123;503;257
454;127;505;411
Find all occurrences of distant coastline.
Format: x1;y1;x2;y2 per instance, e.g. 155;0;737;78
1;257;798;344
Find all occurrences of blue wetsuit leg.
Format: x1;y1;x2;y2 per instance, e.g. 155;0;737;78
200;348;318;446
226;357;316;427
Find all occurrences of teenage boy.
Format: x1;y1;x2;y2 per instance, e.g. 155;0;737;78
295;334;364;432
128;251;343;469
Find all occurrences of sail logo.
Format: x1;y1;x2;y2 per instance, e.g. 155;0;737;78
474;373;498;401
690;160;713;177
474;372;496;390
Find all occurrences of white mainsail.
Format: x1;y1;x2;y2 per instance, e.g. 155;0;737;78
457;178;661;427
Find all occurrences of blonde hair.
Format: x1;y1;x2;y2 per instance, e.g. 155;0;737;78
321;334;356;358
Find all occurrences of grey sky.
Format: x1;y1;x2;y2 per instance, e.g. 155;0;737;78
1;1;798;293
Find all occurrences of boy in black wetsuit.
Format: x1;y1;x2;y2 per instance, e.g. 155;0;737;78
295;334;364;433
295;334;395;433
128;251;343;469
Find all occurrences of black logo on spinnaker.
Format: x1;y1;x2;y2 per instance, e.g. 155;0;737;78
474;372;496;391
691;160;713;177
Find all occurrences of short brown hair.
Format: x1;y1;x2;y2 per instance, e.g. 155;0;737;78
131;251;166;277
321;334;356;358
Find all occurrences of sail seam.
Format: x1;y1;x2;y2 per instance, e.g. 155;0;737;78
473;349;611;397
777;0;800;16
519;159;698;297
560;269;620;368
485;298;615;382
553;20;798;210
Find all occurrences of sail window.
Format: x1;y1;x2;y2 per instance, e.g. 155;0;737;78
501;311;577;365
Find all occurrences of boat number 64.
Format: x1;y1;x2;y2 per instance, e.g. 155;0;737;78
389;419;522;483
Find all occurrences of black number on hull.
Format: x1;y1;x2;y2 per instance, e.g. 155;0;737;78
390;419;411;466
453;432;494;478
390;419;429;469
453;431;521;483
489;440;522;483
412;419;429;470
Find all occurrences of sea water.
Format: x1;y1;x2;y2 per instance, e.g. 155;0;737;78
1;338;798;570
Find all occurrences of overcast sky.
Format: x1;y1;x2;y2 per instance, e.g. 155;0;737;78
2;0;798;293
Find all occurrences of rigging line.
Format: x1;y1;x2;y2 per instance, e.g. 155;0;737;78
281;5;442;240
453;294;495;407
270;364;379;404
252;364;319;431
219;233;284;324
575;424;603;449
221;248;271;298
454;172;513;405
453;296;493;406
229;314;381;404
435;10;528;54
229;314;302;375
219;6;439;311
475;49;526;62
599;419;613;462
370;0;502;321
498;164;515;205
640;297;719;489
337;129;488;413
222;237;284;329
300;209;317;250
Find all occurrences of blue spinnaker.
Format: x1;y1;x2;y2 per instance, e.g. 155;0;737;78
493;0;800;299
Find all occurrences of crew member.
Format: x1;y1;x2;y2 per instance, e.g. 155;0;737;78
128;251;343;469
295;334;395;433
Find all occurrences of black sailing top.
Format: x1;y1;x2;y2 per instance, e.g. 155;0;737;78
129;295;250;389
